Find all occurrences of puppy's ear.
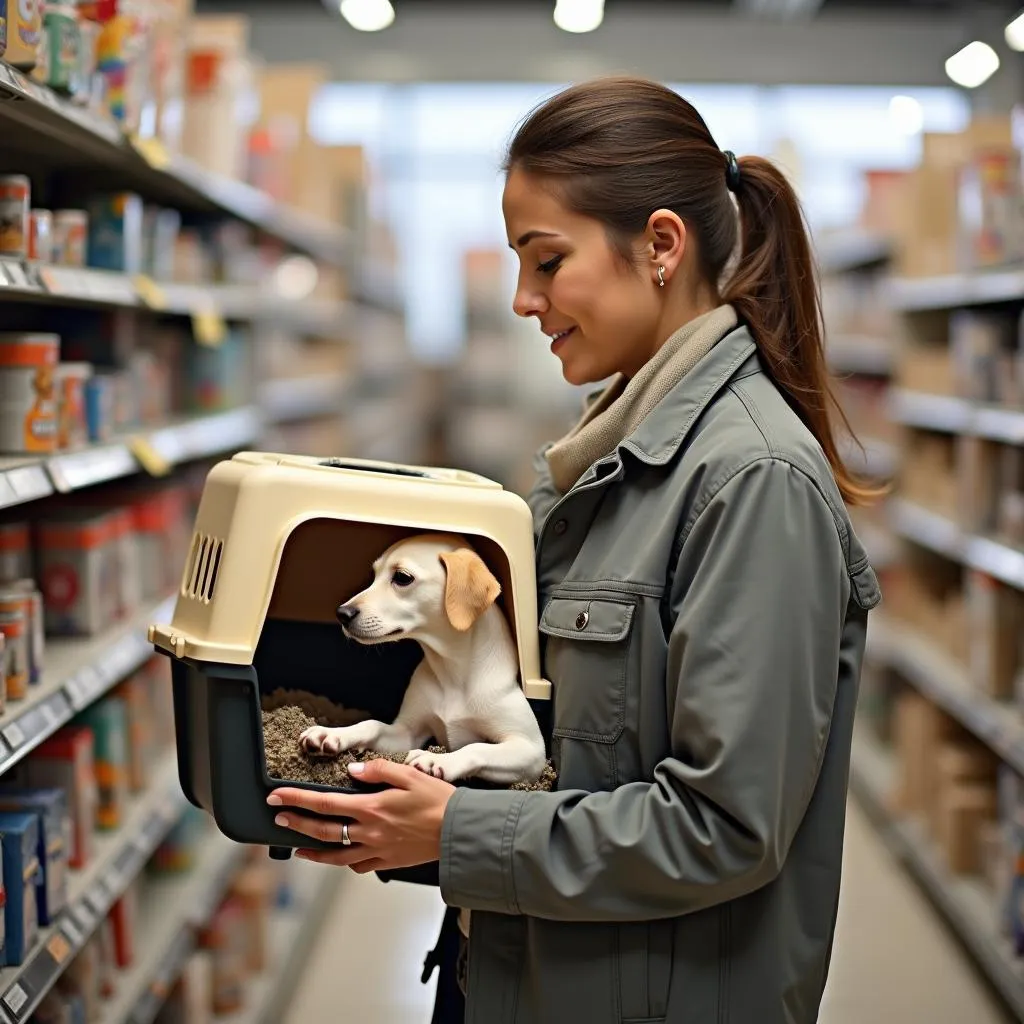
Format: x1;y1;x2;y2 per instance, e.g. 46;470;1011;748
438;549;501;632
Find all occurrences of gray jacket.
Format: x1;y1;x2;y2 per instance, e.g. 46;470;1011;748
438;325;882;1024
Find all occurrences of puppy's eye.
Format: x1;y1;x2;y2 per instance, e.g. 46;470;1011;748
391;569;415;588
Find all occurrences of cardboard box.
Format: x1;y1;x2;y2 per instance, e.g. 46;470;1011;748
894;691;955;815
941;782;997;874
967;573;1022;700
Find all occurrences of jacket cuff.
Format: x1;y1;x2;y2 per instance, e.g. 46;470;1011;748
440;787;528;915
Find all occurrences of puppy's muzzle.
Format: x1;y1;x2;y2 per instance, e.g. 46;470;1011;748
336;603;360;627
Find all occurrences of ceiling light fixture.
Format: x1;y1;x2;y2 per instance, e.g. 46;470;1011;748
553;0;605;34
889;95;924;136
1006;10;1024;51
944;41;1000;89
339;0;395;32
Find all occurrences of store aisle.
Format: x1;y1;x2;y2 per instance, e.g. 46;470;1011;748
285;798;1011;1024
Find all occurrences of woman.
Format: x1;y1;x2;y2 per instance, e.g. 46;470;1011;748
268;76;883;1024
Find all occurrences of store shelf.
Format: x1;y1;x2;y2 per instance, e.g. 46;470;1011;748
849;729;1024;1019
0;753;188;1024
827;335;895;376
103;832;245;1024
866;614;1024;776
889;389;1024;443
0;594;175;779
215;862;340;1024
0;64;350;268
888;268;1024;312
888;498;1024;590
817;230;891;275
0;260;352;338
259;376;351;425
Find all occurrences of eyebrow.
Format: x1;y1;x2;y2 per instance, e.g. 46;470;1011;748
510;230;558;250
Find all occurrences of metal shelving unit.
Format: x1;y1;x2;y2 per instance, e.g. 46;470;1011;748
816;229;891;276
849;729;1024;1020
0;754;187;1024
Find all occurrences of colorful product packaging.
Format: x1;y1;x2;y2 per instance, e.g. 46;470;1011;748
77;696;128;830
37;510;117;637
0;811;40;966
0;175;30;258
16;726;96;869
55;361;92;451
0;333;59;455
86;192;143;274
0;787;69;926
0;522;31;585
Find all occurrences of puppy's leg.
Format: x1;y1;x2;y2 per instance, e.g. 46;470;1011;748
407;737;546;785
300;719;425;757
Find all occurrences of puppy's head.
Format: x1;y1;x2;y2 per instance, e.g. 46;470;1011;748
337;534;501;644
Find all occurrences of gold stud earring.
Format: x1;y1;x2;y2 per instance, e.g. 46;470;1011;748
658;266;666;288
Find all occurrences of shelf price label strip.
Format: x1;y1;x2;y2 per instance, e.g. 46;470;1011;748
0;796;182;1022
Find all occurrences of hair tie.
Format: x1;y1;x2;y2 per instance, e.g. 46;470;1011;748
723;150;741;193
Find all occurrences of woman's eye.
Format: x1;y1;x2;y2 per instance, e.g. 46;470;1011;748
537;255;563;275
392;570;415;588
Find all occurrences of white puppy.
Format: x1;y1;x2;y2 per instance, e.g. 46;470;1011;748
300;533;547;786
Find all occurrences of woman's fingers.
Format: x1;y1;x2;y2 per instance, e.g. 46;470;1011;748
295;848;383;871
273;811;354;844
267;786;377;821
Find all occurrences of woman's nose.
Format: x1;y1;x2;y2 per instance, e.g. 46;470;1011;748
513;284;549;319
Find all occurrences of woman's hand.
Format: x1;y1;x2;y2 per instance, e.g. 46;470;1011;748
266;760;457;873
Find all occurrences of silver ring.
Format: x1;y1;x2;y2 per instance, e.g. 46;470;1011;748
341;822;352;847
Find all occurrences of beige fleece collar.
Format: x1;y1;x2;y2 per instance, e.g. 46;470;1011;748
545;305;739;494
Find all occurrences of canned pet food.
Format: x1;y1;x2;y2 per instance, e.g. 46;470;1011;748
0;176;30;259
52;210;87;267
0;334;59;455
10;580;43;685
27;210;53;263
74;15;98;105
41;2;79;94
0;524;30;585
84;373;114;443
4;0;42;71
54;361;91;450
0;604;28;701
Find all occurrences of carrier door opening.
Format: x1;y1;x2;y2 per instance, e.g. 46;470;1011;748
254;516;519;785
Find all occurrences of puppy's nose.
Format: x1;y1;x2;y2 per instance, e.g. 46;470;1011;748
336;604;359;626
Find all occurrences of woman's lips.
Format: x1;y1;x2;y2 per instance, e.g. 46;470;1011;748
550;326;576;353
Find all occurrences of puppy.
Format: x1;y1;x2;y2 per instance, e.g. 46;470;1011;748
300;533;547;786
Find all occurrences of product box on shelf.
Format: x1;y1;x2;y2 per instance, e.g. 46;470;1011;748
15;726;97;870
198;897;248;1016
36;509;119;638
0;787;69;926
0;811;40;966
892;689;957;816
0;332;60;456
966;572;1022;701
86;192;144;275
154;949;214;1024
76;696;128;831
59;936;101;1022
109;881;137;968
113;672;156;793
228;862;272;973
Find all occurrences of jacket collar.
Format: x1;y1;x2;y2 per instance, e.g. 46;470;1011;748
573;325;757;487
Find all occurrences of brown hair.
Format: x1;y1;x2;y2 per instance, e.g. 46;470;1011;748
506;76;880;506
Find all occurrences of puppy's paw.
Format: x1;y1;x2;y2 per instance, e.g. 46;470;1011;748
405;750;466;782
299;726;346;757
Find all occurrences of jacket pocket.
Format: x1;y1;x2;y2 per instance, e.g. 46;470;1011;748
617;920;674;1022
540;595;635;744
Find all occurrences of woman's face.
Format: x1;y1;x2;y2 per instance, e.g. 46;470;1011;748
502;168;663;384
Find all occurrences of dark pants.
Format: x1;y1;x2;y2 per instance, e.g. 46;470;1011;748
425;905;467;1024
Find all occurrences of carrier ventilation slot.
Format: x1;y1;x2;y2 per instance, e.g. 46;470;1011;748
182;532;225;603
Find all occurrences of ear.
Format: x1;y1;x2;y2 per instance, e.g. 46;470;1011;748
644;208;686;284
438;549;502;632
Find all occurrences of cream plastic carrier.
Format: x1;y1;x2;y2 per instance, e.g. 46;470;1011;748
148;452;551;860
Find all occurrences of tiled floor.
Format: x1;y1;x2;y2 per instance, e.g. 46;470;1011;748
285;799;1013;1024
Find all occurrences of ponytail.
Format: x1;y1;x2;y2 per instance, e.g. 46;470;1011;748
722;157;884;506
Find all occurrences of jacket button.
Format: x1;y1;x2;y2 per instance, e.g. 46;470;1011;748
575;611;589;630
553;519;568;536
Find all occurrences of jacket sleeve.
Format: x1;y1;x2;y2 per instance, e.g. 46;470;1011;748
439;457;851;922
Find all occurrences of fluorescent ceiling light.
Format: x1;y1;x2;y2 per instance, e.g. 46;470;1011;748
889;95;923;136
1006;11;1024;51
945;41;1000;89
339;0;395;32
554;0;605;34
